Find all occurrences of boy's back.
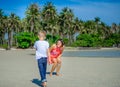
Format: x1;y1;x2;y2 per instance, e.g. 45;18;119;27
34;40;49;60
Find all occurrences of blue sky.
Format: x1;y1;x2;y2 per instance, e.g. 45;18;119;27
0;0;120;25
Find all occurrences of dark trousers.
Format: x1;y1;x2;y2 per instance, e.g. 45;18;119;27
37;57;47;82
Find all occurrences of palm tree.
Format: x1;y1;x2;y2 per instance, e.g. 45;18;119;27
94;17;100;33
25;3;41;34
111;23;117;33
94;17;111;39
21;18;28;32
0;9;5;45
118;23;120;34
59;7;74;45
101;22;111;39
73;17;80;33
83;20;96;34
41;2;58;35
7;13;20;50
72;17;83;41
13;16;21;46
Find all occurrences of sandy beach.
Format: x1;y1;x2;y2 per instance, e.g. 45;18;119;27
0;50;120;87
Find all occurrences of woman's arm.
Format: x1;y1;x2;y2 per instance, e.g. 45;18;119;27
57;54;62;59
61;45;65;53
57;46;65;59
49;44;56;52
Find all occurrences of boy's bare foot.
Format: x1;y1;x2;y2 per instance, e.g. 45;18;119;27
42;82;47;87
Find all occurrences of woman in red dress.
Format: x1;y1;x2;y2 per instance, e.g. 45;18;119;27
48;39;64;76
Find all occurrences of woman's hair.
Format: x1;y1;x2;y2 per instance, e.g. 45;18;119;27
56;39;64;47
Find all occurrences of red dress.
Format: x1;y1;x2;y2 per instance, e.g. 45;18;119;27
50;47;62;59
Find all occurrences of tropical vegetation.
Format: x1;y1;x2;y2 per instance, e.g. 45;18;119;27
0;2;120;49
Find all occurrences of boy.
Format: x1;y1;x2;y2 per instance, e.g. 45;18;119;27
34;31;50;87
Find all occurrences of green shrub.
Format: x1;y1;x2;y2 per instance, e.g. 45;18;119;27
0;44;7;49
71;40;87;47
63;38;69;45
18;42;30;48
110;33;120;44
101;33;120;47
102;39;115;47
15;32;66;48
72;34;102;47
15;32;37;48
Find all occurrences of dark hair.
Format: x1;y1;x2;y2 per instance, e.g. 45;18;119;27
56;39;64;47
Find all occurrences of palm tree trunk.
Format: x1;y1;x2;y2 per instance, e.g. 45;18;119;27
1;33;4;45
31;22;34;33
10;32;12;49
68;33;73;45
15;32;18;47
7;32;10;50
7;31;12;50
0;33;4;45
0;35;2;45
29;22;34;47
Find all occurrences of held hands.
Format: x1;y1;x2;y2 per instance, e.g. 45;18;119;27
48;60;52;64
48;57;52;64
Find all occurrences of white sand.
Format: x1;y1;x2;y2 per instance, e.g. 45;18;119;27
0;50;120;87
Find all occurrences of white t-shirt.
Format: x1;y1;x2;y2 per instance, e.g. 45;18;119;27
34;40;49;60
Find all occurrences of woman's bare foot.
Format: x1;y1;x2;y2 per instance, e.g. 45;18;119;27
49;72;52;77
56;73;62;76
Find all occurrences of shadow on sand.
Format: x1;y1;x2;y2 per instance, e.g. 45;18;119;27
31;72;57;86
31;78;42;87
46;72;57;75
29;53;35;56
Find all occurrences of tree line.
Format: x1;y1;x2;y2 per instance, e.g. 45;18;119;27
0;2;120;49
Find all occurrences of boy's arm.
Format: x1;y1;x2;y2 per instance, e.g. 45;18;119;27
47;48;52;64
47;48;50;58
33;42;37;50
